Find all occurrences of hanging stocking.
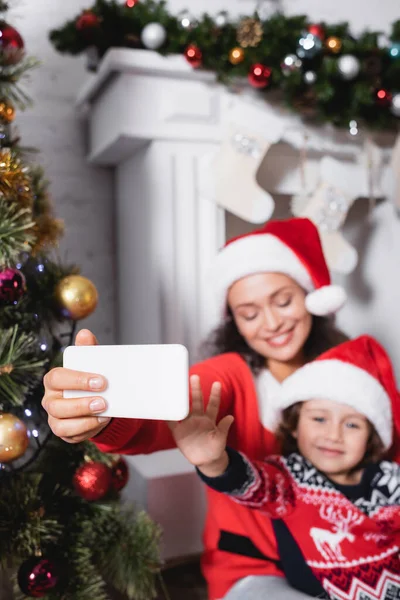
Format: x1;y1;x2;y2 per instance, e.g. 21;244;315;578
293;157;358;274
212;124;279;223
199;95;285;224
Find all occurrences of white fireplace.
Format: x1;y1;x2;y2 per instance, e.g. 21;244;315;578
77;48;394;561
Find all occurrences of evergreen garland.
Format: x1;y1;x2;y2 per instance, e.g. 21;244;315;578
49;0;400;128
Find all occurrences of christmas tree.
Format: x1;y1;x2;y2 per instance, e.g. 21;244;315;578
0;3;161;599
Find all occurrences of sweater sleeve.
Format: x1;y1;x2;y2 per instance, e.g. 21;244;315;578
197;447;296;519
92;355;235;455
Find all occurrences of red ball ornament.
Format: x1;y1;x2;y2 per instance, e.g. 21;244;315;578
73;461;112;501
126;0;139;6
184;44;202;68
76;11;101;31
376;88;392;107
0;268;26;305
0;21;24;64
17;557;61;597
111;457;129;492
308;24;325;39
248;63;272;88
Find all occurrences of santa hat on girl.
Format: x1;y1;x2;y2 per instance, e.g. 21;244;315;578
275;335;400;451
210;218;346;318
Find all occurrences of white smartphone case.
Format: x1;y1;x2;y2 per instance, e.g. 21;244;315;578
63;344;189;421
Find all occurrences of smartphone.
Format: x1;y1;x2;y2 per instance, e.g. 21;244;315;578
63;343;189;421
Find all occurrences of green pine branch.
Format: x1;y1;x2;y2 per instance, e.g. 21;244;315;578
0;199;35;266
0;326;47;409
0;57;39;109
0;474;63;562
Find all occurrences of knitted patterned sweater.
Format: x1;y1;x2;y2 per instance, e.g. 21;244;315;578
198;448;400;600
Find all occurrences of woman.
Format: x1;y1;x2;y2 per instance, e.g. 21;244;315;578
42;217;349;600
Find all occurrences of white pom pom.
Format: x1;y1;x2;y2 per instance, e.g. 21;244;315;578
305;285;347;316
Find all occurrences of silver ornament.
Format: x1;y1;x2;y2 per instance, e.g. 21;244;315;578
348;120;359;135
391;93;400;117
389;42;400;59
178;10;197;30
337;55;360;80
215;11;228;27
281;53;302;76
304;70;317;84
297;32;322;59
141;22;167;50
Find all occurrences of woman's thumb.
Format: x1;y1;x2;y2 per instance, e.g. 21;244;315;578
75;329;99;346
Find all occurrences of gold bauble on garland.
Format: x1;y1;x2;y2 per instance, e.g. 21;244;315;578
236;18;263;48
229;47;245;65
55;274;98;320
326;36;342;54
0;412;29;462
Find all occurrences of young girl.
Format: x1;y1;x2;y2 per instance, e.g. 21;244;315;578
170;335;400;600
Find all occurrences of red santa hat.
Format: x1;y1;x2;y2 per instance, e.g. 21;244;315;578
275;335;400;450
210;217;346;318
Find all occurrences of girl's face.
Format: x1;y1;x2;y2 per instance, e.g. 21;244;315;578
294;399;371;485
227;273;312;365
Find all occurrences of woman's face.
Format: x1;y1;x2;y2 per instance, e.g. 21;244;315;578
227;272;312;364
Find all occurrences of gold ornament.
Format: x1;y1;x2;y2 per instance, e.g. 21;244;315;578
0;149;33;207
326;36;342;54
229;47;245;65
237;18;263;48
55;274;98;320
0;100;15;123
0;412;29;462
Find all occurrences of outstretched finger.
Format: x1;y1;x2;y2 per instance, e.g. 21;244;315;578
189;375;204;414
217;414;234;438
205;381;222;423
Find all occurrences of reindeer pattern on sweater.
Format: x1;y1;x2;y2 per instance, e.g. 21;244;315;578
204;451;400;600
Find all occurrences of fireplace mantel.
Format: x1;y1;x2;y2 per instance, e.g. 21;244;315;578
77;48;393;194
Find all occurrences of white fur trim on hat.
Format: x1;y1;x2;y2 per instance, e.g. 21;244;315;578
279;359;393;448
305;285;347;316
211;234;314;317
